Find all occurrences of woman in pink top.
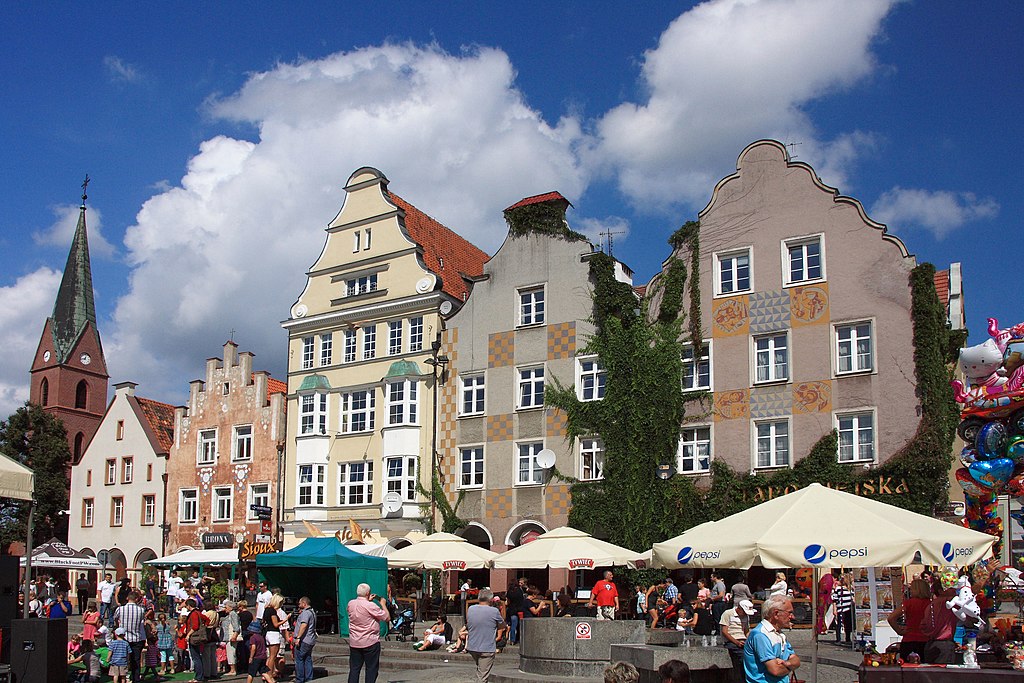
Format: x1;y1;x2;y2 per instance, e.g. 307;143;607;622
347;583;389;683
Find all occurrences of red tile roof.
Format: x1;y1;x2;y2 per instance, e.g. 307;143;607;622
933;269;950;313
633;284;648;298
266;376;287;399
135;396;175;454
388;193;489;302
504;191;571;212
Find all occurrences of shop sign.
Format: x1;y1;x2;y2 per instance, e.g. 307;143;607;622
239;538;283;562
568;558;595;570
746;478;910;502
202;533;234;549
442;560;467;571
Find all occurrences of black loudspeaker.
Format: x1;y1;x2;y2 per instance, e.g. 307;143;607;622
9;619;66;683
0;555;17;664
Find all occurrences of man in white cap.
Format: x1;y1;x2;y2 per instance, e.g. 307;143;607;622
720;598;756;683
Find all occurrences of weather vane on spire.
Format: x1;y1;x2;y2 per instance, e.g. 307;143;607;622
81;174;90;205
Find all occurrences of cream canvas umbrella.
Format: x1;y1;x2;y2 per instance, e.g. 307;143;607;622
387;532;497;570
0;452;34;502
651;483;996;683
492;526;643;570
652;483;995;569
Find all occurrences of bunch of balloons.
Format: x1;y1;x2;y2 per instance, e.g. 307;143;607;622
953;318;1024;561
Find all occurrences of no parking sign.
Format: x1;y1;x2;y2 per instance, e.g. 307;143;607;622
575;622;592;640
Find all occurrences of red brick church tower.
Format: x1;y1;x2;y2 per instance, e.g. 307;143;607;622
28;179;109;462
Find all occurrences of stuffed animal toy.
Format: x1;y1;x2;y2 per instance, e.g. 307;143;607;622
959;339;1007;389
987;317;1024;354
946;576;981;626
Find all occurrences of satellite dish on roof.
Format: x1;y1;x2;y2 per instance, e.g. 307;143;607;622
439;300;454;316
536;449;556;469
382;492;403;515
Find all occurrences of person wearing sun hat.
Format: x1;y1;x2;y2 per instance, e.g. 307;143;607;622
720;598;755;682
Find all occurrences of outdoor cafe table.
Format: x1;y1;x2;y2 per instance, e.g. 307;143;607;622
858;664;1018;682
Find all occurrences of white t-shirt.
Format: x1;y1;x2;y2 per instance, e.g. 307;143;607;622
255;590;272;619
769;580;788;596
98;580;116;603
166;576;183;596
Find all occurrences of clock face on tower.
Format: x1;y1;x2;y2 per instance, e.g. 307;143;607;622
80;353;91;366
43;350;51;362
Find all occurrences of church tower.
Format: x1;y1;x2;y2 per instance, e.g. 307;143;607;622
29;178;109;462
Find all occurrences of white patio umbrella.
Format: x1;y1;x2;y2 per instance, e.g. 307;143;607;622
0;452;35;618
387;532;498;570
491;526;643;569
20;538;103;569
651;483;997;683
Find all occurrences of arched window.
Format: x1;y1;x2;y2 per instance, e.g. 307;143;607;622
40;377;49;406
74;432;85;461
75;380;88;409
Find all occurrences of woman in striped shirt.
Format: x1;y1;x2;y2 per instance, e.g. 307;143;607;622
831;573;855;646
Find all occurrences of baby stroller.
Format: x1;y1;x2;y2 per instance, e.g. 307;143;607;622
387;600;415;641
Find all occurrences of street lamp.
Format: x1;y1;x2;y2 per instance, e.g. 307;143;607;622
423;335;449;532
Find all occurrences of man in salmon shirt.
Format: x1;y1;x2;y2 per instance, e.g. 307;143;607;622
346;583;390;683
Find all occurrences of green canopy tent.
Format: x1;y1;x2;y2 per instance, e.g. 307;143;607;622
256;536;388;637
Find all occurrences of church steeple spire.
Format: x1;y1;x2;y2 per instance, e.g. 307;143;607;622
50;175;98;364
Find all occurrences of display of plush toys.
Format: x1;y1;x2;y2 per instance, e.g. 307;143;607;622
952;320;1024;405
946;576;982;626
988;317;1024;354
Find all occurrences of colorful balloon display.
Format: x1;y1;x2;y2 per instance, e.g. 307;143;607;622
953;317;1024;561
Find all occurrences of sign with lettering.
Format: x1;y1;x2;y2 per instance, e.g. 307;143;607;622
442;560;467;571
568;558;595;570
249;504;273;520
238;538;283;562
260;519;273;535
202;533;234;549
746;478;911;503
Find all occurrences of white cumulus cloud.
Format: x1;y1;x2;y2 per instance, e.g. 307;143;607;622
870;187;1000;239
574;216;631;251
0;268;62;417
32;204;115;258
590;0;897;210
104;55;141;83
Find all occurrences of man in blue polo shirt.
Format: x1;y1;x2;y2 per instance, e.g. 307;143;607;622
743;594;801;683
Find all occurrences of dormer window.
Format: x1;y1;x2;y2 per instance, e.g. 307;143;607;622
346;274;378;297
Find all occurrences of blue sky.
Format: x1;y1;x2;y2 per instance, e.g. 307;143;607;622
1;1;1020;414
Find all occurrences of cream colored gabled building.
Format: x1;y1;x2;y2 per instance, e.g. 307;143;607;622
280;167;487;547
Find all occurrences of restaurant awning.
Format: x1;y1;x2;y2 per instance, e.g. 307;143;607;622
145;548;240;567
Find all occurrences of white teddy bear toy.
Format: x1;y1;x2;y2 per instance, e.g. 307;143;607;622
945;576;981;626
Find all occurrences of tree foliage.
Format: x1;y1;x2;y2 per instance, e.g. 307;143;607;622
0;403;72;548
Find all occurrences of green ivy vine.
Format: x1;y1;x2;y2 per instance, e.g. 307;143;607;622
547;216;959;549
503;201;588;242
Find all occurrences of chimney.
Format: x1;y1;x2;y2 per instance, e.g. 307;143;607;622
205;357;221;385
239;351;254;384
189;379;205;408
114;381;138;397
223;340;238;368
253;371;268;405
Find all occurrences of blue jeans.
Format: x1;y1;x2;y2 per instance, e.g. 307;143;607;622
188;644;205;680
100;601;115;627
294;640;315;682
509;613;521;644
348;641;380;683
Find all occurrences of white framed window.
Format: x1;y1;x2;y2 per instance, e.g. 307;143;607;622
576;357;606;401
142;495;156;525
343;329;357;363
388;321;403;356
320;333;333;366
198;429;217;464
341;389;376;433
82;498;94;527
352;230;361;253
580;437;605;481
363;228;372;250
518;286;545;326
297;464;326;506
516;441;545;485
783;235;824;285
339;461;373;505
408;317;424;352
460;374;485;416
755;419;790;469
346;273;378;297
386;380;418;426
179;489;198;523
836;322;873;374
715;248;752;296
105;458;116;485
677;426;712;473
754;333;789;383
299;393;328;435
459;446;484;489
385;456;417;502
681;342;712;391
233;425;253;461
121;457;133;484
837;411;875;463
111;497;123;527
362;325;376;360
213;486;233;522
301;336;315;369
517;366;545;409
248;484;270;520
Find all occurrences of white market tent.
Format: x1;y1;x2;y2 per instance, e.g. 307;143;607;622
145;548;240;567
492;526;643;569
387;532;497;570
20;538;103;569
651;483;997;683
0;452;34;501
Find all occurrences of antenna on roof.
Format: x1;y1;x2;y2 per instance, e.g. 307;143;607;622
784;140;802;161
599;227;626;256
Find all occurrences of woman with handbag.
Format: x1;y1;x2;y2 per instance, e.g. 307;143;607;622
184;599;210;681
920;574;959;664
